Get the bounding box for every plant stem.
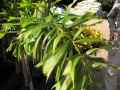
[72,41,81,54]
[83,59,94,90]
[26,57,35,90]
[21,50,29,87]
[21,50,35,90]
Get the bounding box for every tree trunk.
[21,50,35,90]
[21,50,29,88]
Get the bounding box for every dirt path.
[85,19,109,59]
[85,19,120,90]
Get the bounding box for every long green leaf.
[74,61,83,88]
[42,29,55,47]
[2,23,20,31]
[71,54,81,88]
[6,42,16,52]
[73,26,86,40]
[0,31,6,39]
[8,16,37,22]
[88,21,103,26]
[42,40,70,80]
[63,14,78,24]
[108,64,120,70]
[24,38,31,55]
[60,76,72,90]
[33,32,44,59]
[42,31,58,59]
[65,14,78,21]
[75,75,87,90]
[75,37,103,43]
[67,12,98,28]
[21,23,53,39]
[90,68,108,75]
[62,58,72,75]
[63,0,77,25]
[53,32,65,52]
[62,50,74,76]
[86,57,106,63]
[92,62,106,67]
[43,39,54,59]
[56,52,68,82]
[52,76,66,90]
[85,48,99,55]
[18,42,24,59]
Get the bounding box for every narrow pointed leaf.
[108,64,120,70]
[52,76,66,90]
[42,29,55,47]
[60,76,72,90]
[0,31,6,39]
[21,23,53,39]
[71,54,81,88]
[86,48,99,55]
[86,57,106,63]
[74,61,83,88]
[67,12,98,28]
[53,32,65,52]
[56,52,67,81]
[43,39,54,59]
[90,68,109,75]
[92,62,106,67]
[75,75,87,90]
[73,26,85,40]
[88,21,103,26]
[42,40,70,80]
[62,59,72,75]
[6,42,15,52]
[63,0,77,25]
[75,37,103,43]
[24,39,30,55]
[33,32,43,59]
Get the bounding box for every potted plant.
[1,0,120,90]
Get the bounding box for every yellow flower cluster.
[71,25,103,50]
[84,27,103,39]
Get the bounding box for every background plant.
[97,0,116,12]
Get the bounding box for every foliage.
[1,0,120,90]
[97,0,116,12]
[98,0,116,6]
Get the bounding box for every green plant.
[98,0,116,12]
[1,0,120,90]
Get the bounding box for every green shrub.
[98,0,116,12]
